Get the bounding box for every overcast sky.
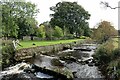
[27,0,119,29]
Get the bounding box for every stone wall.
[14,41,83,61]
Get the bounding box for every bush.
[1,40,15,69]
[92,21,117,43]
[37,25,46,39]
[93,41,115,64]
[107,59,120,79]
[45,27,54,40]
[94,47,111,64]
[80,36,86,39]
[93,40,120,80]
[112,48,120,60]
[53,26,63,38]
[62,34,74,40]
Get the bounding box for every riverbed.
[0,43,105,80]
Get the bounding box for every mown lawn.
[17,39,84,49]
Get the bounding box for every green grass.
[17,39,84,49]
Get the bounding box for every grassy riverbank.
[17,39,84,49]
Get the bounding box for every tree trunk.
[30,36,34,40]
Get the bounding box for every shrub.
[111,48,120,60]
[80,36,86,39]
[94,47,111,64]
[93,39,120,80]
[1,40,15,69]
[92,21,117,43]
[37,25,46,39]
[45,26,54,40]
[62,34,74,40]
[107,59,120,79]
[53,26,63,38]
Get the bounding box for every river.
[0,43,105,80]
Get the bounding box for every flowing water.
[61,44,104,79]
[0,43,105,80]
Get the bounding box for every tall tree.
[92,21,117,43]
[50,2,90,37]
[2,3,19,39]
[2,2,39,39]
[40,21,54,40]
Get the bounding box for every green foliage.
[94,46,111,64]
[84,25,91,37]
[53,26,63,38]
[94,40,115,64]
[2,2,39,39]
[94,39,120,79]
[2,40,15,69]
[107,59,120,79]
[41,21,75,40]
[63,34,74,39]
[42,22,54,40]
[80,36,86,39]
[45,26,54,40]
[111,48,120,59]
[37,25,46,39]
[50,2,90,37]
[2,8,19,38]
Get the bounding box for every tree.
[53,26,63,38]
[100,1,120,9]
[40,21,54,40]
[83,22,91,37]
[2,3,19,39]
[50,2,90,37]
[92,21,117,43]
[2,2,39,39]
[37,25,46,39]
